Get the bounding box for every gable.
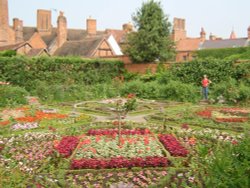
[16,43,32,55]
[28,32,47,49]
[92,39,114,57]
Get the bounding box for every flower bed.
[74,135,164,159]
[16,111,68,122]
[215,117,248,123]
[55,136,80,158]
[71,156,168,169]
[11,122,39,130]
[159,134,188,157]
[1,132,59,173]
[220,108,249,116]
[66,169,168,187]
[196,107,249,123]
[196,108,212,118]
[87,128,151,136]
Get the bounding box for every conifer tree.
[125,0,175,63]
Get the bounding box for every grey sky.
[8,0,250,39]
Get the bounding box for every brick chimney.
[248,26,250,39]
[0,0,10,45]
[57,11,67,48]
[172,18,186,42]
[230,30,236,39]
[209,33,216,40]
[200,27,206,42]
[122,22,133,33]
[86,17,96,35]
[37,9,52,36]
[13,18,23,43]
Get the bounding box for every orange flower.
[53,140,60,148]
[0,120,10,126]
[188,137,196,145]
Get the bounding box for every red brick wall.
[102,55,174,74]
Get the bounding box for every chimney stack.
[0,0,15,45]
[172,18,186,42]
[200,27,206,42]
[248,26,250,40]
[13,18,23,43]
[37,9,52,36]
[122,22,133,33]
[57,11,67,48]
[230,30,236,39]
[209,33,216,40]
[86,17,96,35]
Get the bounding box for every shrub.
[171,58,235,85]
[196,47,250,59]
[211,79,250,104]
[0,85,29,107]
[159,80,199,102]
[204,136,250,187]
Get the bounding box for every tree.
[113,94,137,145]
[125,0,175,63]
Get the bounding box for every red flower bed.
[196,108,212,118]
[71,156,168,169]
[215,117,248,123]
[159,134,188,157]
[87,128,151,136]
[55,136,79,157]
[220,108,249,116]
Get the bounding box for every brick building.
[0,0,128,57]
[173,17,250,62]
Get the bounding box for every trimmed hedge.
[0,56,124,90]
[196,47,250,59]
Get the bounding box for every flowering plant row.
[16,111,68,122]
[196,108,212,118]
[11,122,39,130]
[220,108,249,116]
[159,134,189,157]
[71,156,168,169]
[66,169,167,188]
[215,117,248,123]
[74,135,164,159]
[1,132,59,173]
[87,128,151,136]
[55,136,80,157]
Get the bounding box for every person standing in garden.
[201,75,212,100]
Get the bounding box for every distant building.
[0,0,128,57]
[172,17,250,62]
[199,30,250,49]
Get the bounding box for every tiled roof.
[200,38,248,49]
[54,36,105,57]
[23,27,37,41]
[41,28,57,46]
[176,38,201,52]
[105,29,127,44]
[0,42,27,51]
[27,48,46,56]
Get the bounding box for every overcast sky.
[8,0,250,39]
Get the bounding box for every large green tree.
[125,0,175,63]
